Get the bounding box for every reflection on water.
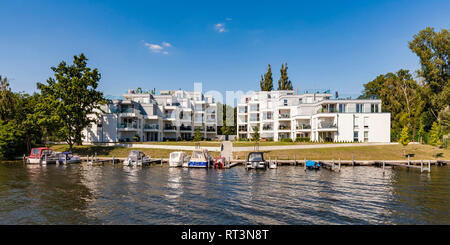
[0,162,448,225]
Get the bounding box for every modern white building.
[83,89,218,142]
[237,90,390,142]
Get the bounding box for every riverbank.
[234,144,449,160]
[47,143,449,160]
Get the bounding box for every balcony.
[118,123,138,130]
[279,114,290,119]
[263,125,273,131]
[318,122,337,129]
[206,126,216,132]
[164,125,177,131]
[180,126,192,131]
[239,126,248,132]
[144,124,159,130]
[278,125,291,130]
[296,124,311,130]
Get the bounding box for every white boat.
[123,150,151,166]
[269,159,277,169]
[169,151,190,167]
[188,149,213,168]
[245,152,268,170]
[56,152,81,164]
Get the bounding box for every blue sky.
[1,0,449,103]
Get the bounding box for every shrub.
[281,138,293,142]
[295,137,310,142]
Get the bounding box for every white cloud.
[144,41,172,54]
[225,17,232,21]
[145,43,163,53]
[214,23,227,33]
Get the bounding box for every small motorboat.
[305,160,320,169]
[26,148,57,165]
[245,152,267,170]
[269,159,277,169]
[123,150,151,166]
[169,151,190,167]
[188,149,213,168]
[56,152,81,164]
[214,156,225,169]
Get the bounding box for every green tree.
[0,78,42,159]
[409,27,449,122]
[429,121,442,146]
[252,126,260,141]
[259,64,273,91]
[399,126,410,146]
[36,53,105,150]
[439,106,450,135]
[277,63,293,90]
[217,102,236,135]
[359,70,422,140]
[193,127,203,141]
[0,75,16,120]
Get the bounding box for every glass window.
[353,131,359,142]
[284,99,288,106]
[364,131,369,142]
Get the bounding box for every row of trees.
[359,27,449,145]
[259,63,294,91]
[0,54,106,159]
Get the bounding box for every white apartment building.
[237,90,390,142]
[83,89,218,142]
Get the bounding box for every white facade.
[237,90,390,142]
[83,89,218,142]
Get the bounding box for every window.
[364,131,369,142]
[339,104,346,113]
[353,131,359,142]
[371,104,379,113]
[364,117,369,129]
[356,104,363,113]
[284,99,288,106]
[299,98,303,104]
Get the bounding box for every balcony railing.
[180,126,192,131]
[279,114,290,119]
[206,127,216,132]
[296,124,311,130]
[319,123,337,129]
[164,125,176,130]
[263,125,273,131]
[144,124,159,130]
[279,125,291,130]
[239,126,247,131]
[118,123,138,129]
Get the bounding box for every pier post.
[332,158,335,171]
[408,155,410,166]
[352,155,354,166]
[276,157,278,166]
[294,155,296,166]
[338,158,341,172]
[112,156,115,164]
[304,157,306,171]
[383,161,385,174]
[428,160,431,173]
[421,160,423,173]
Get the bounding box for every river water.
[0,162,448,225]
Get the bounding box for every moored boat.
[169,151,190,167]
[56,152,81,164]
[305,160,320,169]
[188,149,213,168]
[214,156,225,169]
[26,148,57,165]
[245,152,267,170]
[123,150,151,166]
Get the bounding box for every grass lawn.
[231,141,366,147]
[233,144,449,160]
[121,141,222,147]
[50,145,202,158]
